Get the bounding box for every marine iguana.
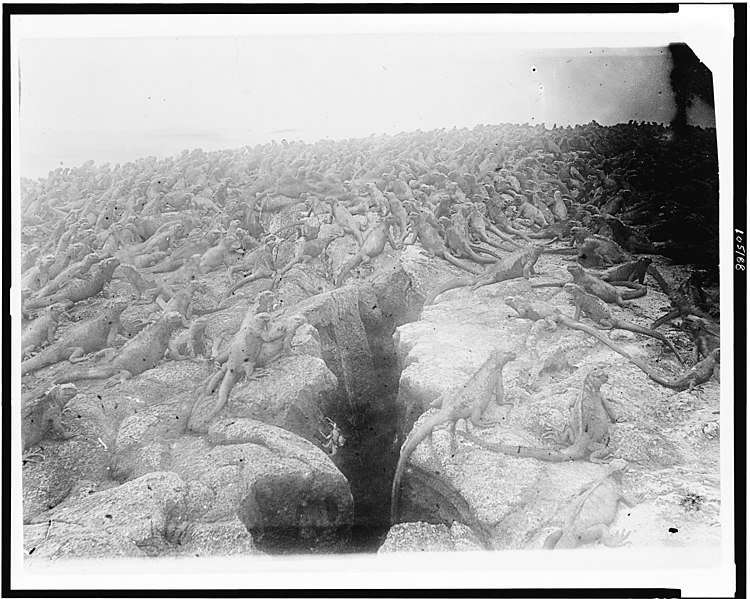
[505,298,720,392]
[22,383,79,455]
[222,239,279,300]
[335,216,398,287]
[384,192,410,246]
[254,313,308,368]
[22,304,67,358]
[37,253,104,299]
[53,311,185,385]
[440,217,498,266]
[325,196,365,247]
[275,230,342,284]
[576,235,632,268]
[533,264,646,307]
[465,203,521,250]
[483,197,534,243]
[21,299,128,376]
[167,318,210,360]
[24,257,121,311]
[543,458,640,549]
[188,312,272,432]
[563,283,683,364]
[459,368,617,463]
[409,212,484,277]
[423,246,542,306]
[391,349,517,523]
[22,255,57,295]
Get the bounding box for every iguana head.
[255,290,277,313]
[285,314,307,331]
[566,264,584,277]
[586,367,609,388]
[607,458,630,475]
[489,348,517,365]
[164,311,188,329]
[107,298,129,316]
[254,312,273,325]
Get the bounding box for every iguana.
[187,311,272,433]
[483,196,534,243]
[46,242,86,281]
[254,313,307,368]
[681,315,720,362]
[384,192,410,245]
[576,235,632,268]
[505,298,720,392]
[440,217,498,266]
[117,264,158,301]
[651,271,714,330]
[599,257,652,286]
[222,239,279,300]
[21,299,128,376]
[391,349,517,523]
[564,283,683,364]
[22,255,57,295]
[423,246,542,306]
[22,383,79,456]
[543,458,640,549]
[167,318,210,360]
[533,264,646,307]
[53,311,185,385]
[459,368,617,463]
[325,196,364,247]
[22,304,67,358]
[211,290,278,362]
[36,253,104,298]
[527,220,574,242]
[465,203,521,250]
[23,257,121,311]
[198,236,235,275]
[275,230,342,285]
[335,216,398,287]
[409,212,484,277]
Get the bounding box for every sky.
[19,35,716,179]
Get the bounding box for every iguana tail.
[458,431,583,462]
[465,247,497,264]
[620,284,647,300]
[423,276,477,306]
[647,264,672,295]
[539,247,579,255]
[441,252,484,276]
[23,295,58,311]
[391,409,456,524]
[556,316,665,383]
[53,365,118,384]
[335,254,363,288]
[21,347,68,376]
[617,322,684,364]
[480,230,520,250]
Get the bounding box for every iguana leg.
[588,444,615,464]
[104,370,133,388]
[542,529,564,549]
[247,367,270,381]
[588,526,631,548]
[600,396,620,422]
[68,347,87,363]
[22,449,46,464]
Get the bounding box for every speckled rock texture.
[391,252,720,551]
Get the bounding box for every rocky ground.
[19,122,720,560]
